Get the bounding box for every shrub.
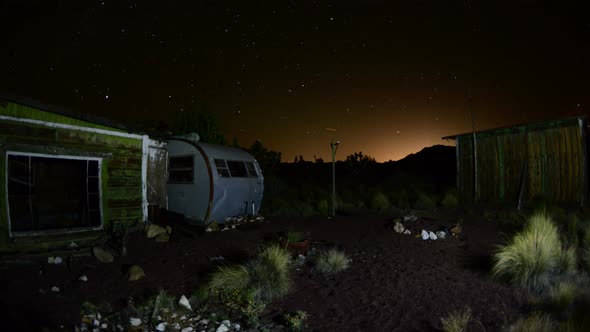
[315,249,350,274]
[390,189,411,210]
[550,280,577,310]
[441,190,459,210]
[441,306,471,332]
[371,192,390,213]
[492,212,575,294]
[249,245,292,301]
[414,192,436,211]
[209,265,250,291]
[283,310,308,331]
[507,313,556,332]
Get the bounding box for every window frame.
[168,155,195,184]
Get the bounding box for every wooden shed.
[442,117,588,206]
[0,97,167,253]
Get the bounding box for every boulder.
[128,265,145,281]
[93,247,114,263]
[146,224,167,239]
[216,321,231,332]
[393,221,405,234]
[156,322,167,331]
[178,295,192,311]
[429,231,437,240]
[421,230,429,240]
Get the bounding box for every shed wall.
[457,119,587,205]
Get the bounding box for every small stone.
[450,224,462,236]
[393,221,405,233]
[79,275,88,282]
[180,315,187,321]
[156,322,167,331]
[403,214,418,222]
[436,231,446,239]
[205,228,212,232]
[174,323,181,330]
[100,323,108,329]
[116,324,124,331]
[216,321,230,332]
[403,229,411,235]
[48,257,55,264]
[181,328,193,332]
[93,247,114,263]
[129,317,142,327]
[69,242,78,248]
[146,224,167,238]
[178,295,192,310]
[429,231,437,240]
[234,323,241,331]
[199,319,209,325]
[421,230,429,240]
[53,256,63,264]
[128,265,145,281]
[51,286,60,292]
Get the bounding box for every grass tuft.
[550,279,577,310]
[371,192,390,213]
[440,190,459,210]
[209,265,251,291]
[249,245,292,301]
[492,212,574,293]
[441,306,471,332]
[315,249,351,274]
[508,313,556,332]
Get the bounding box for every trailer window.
[245,162,258,177]
[214,159,230,177]
[226,160,248,177]
[168,156,194,183]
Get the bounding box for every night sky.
[1,1,589,161]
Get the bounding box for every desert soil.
[0,213,524,331]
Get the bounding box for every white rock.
[403,229,411,235]
[116,324,124,331]
[216,322,230,332]
[421,230,429,240]
[206,228,213,232]
[100,323,108,329]
[234,323,241,331]
[130,317,142,326]
[199,319,209,325]
[93,328,99,332]
[69,241,78,248]
[403,215,418,222]
[178,295,192,310]
[156,322,167,331]
[181,328,193,332]
[174,323,181,330]
[51,286,60,292]
[54,256,63,264]
[180,315,187,321]
[436,231,446,239]
[48,257,55,264]
[429,231,437,240]
[393,221,405,233]
[79,275,88,282]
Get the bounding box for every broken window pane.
[168,156,194,183]
[227,160,248,177]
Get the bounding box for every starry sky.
[1,1,589,161]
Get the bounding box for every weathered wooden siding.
[0,102,144,252]
[456,118,587,205]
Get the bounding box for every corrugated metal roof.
[442,116,586,140]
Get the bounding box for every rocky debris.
[393,221,405,234]
[403,229,412,235]
[156,322,167,331]
[129,317,142,327]
[234,323,241,331]
[179,295,192,311]
[436,231,446,239]
[216,320,231,332]
[450,224,462,236]
[146,224,168,239]
[48,256,63,264]
[93,247,114,264]
[79,275,88,282]
[428,231,437,240]
[421,230,429,240]
[181,327,193,332]
[51,286,60,292]
[128,265,145,281]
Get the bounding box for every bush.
[414,192,436,211]
[283,310,308,331]
[371,192,390,213]
[390,189,411,210]
[492,212,576,294]
[209,265,251,291]
[507,313,556,332]
[440,190,459,210]
[315,249,350,274]
[441,307,471,332]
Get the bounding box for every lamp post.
[330,139,340,217]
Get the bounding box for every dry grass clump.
[550,280,577,310]
[492,212,576,294]
[315,249,351,274]
[371,192,390,213]
[209,245,291,301]
[441,307,471,332]
[440,190,459,210]
[507,313,556,332]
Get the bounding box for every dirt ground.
[0,213,524,331]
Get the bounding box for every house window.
[168,156,194,183]
[245,162,258,177]
[7,153,102,233]
[214,159,231,177]
[226,160,248,177]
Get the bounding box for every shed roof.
[0,94,128,131]
[442,116,586,140]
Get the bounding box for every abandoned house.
[0,97,167,253]
[443,116,588,206]
[166,136,264,224]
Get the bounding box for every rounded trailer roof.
[193,142,256,162]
